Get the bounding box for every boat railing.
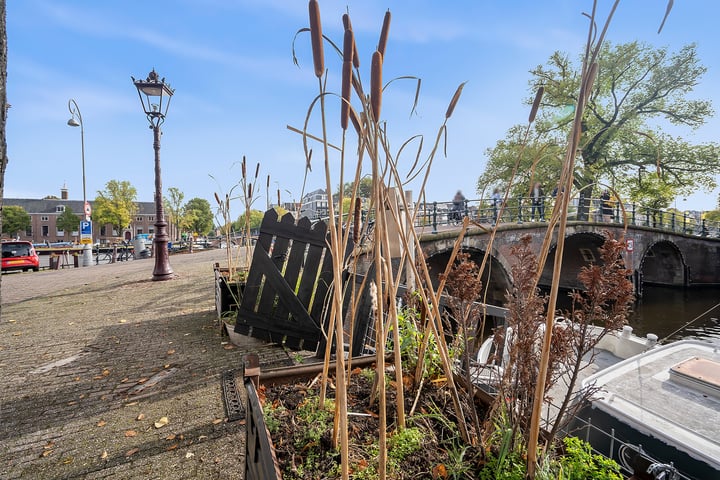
[561,411,691,480]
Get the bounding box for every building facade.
[3,188,165,245]
[299,188,328,220]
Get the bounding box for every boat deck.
[583,340,720,471]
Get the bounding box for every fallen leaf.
[136,413,145,421]
[41,449,53,458]
[125,430,137,437]
[62,457,73,464]
[101,450,108,460]
[198,435,208,441]
[223,344,235,350]
[96,420,106,427]
[166,349,175,355]
[119,319,127,324]
[120,377,129,383]
[154,416,169,429]
[212,418,223,425]
[102,369,110,376]
[166,444,178,451]
[137,378,148,384]
[165,434,177,441]
[44,442,54,449]
[185,452,194,459]
[432,463,448,479]
[125,448,139,457]
[124,401,138,407]
[164,364,171,369]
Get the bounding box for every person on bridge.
[531,182,544,221]
[451,190,466,224]
[491,187,502,225]
[601,189,613,222]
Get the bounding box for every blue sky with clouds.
[5,1,720,214]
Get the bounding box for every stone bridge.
[416,221,720,303]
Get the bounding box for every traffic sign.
[80,220,93,245]
[626,239,634,252]
[84,201,92,218]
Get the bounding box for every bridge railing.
[414,196,720,238]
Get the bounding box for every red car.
[2,241,40,272]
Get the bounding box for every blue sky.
[5,0,720,215]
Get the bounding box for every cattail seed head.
[254,162,260,180]
[353,198,361,244]
[241,155,246,178]
[343,13,360,68]
[377,10,391,59]
[247,183,253,198]
[214,192,221,206]
[343,28,354,63]
[341,60,352,130]
[528,86,544,123]
[445,82,466,119]
[308,0,324,78]
[370,50,383,120]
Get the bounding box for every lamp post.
[67,99,93,267]
[132,69,174,281]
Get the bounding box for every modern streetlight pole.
[67,99,93,267]
[132,69,174,281]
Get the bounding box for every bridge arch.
[539,231,608,290]
[425,247,511,306]
[639,240,686,287]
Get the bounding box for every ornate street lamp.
[67,99,93,267]
[132,69,174,281]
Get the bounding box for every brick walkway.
[0,249,290,479]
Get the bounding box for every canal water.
[628,285,720,343]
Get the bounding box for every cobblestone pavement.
[0,249,290,479]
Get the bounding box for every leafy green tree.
[478,42,719,209]
[232,209,264,232]
[184,197,213,236]
[340,177,373,199]
[56,207,81,236]
[93,180,138,237]
[1,205,30,237]
[164,187,185,240]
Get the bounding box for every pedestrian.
[601,189,613,222]
[531,182,544,221]
[491,187,502,225]
[451,190,466,224]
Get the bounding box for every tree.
[1,205,30,237]
[184,197,213,236]
[56,207,81,237]
[340,177,373,199]
[93,180,138,238]
[232,209,264,232]
[478,42,720,208]
[164,187,185,240]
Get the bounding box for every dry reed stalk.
[377,10,391,59]
[308,0,324,78]
[370,51,383,121]
[527,3,624,476]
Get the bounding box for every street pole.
[67,99,93,267]
[133,69,174,281]
[151,123,172,280]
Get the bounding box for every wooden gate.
[234,209,337,352]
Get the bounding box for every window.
[41,216,49,221]
[100,226,107,236]
[56,205,65,213]
[137,228,144,235]
[148,216,154,221]
[136,216,143,221]
[25,226,32,236]
[56,230,64,236]
[42,225,49,237]
[149,228,155,234]
[579,248,596,263]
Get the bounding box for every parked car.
[2,240,40,272]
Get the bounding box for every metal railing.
[414,196,720,238]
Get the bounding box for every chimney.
[61,184,68,200]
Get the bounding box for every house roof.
[3,198,156,215]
